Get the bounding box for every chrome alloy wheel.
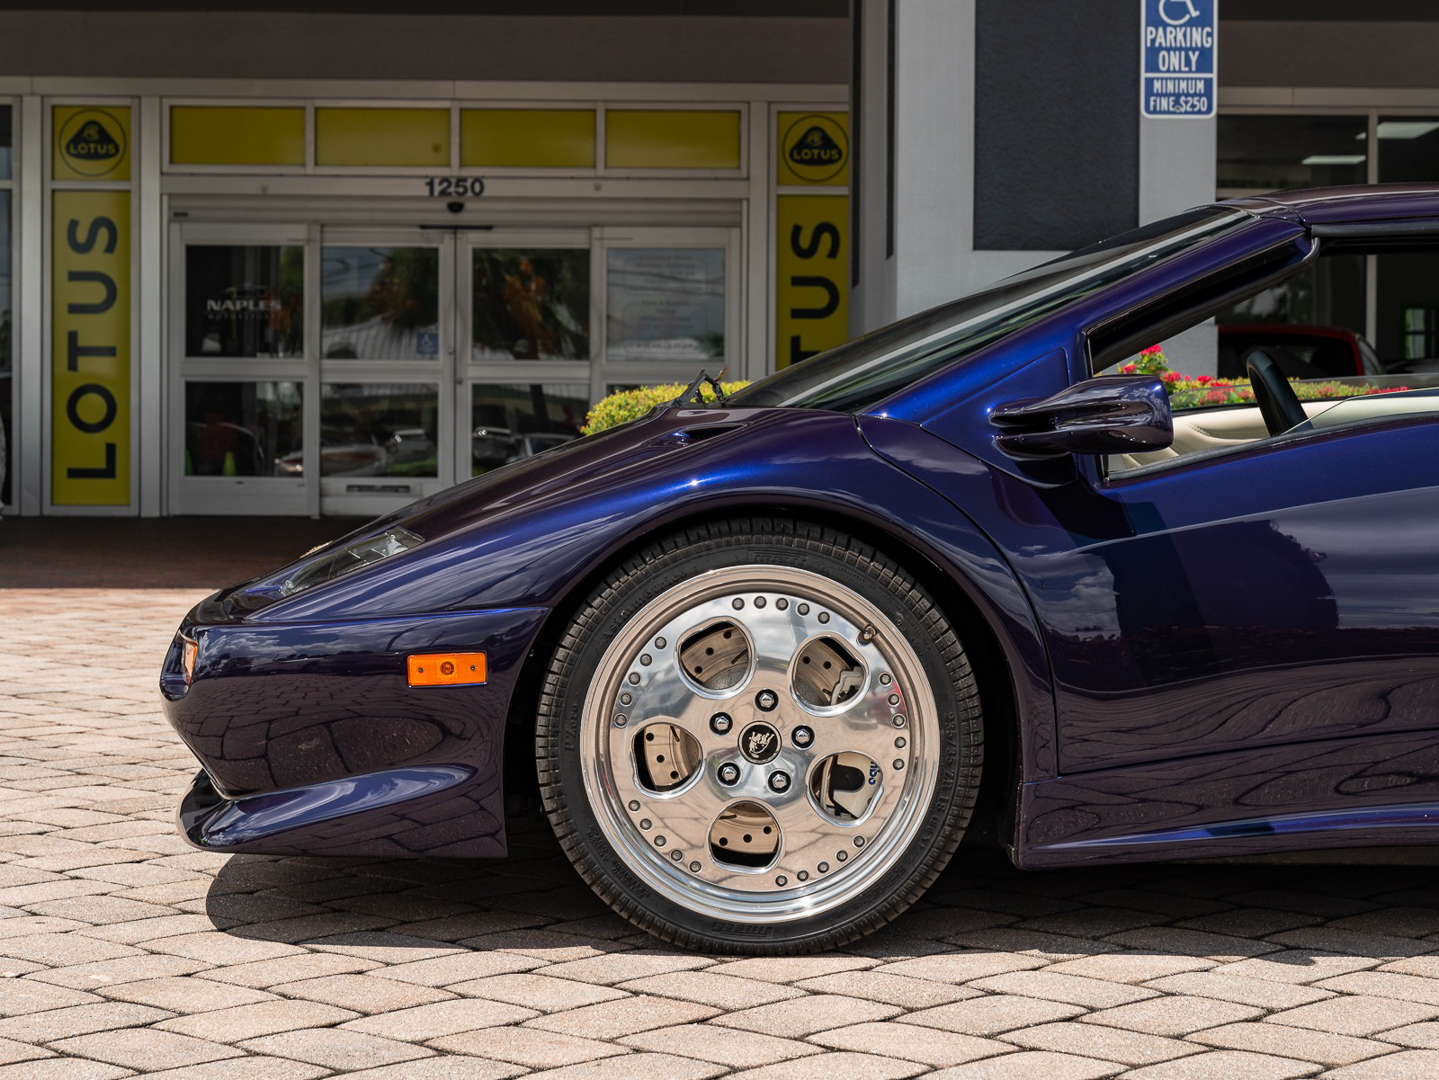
[580,565,939,924]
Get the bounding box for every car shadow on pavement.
[203,814,1439,973]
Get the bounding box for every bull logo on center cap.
[740,722,781,764]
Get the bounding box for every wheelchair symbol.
[1159,0,1200,26]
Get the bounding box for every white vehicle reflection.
[386,428,436,467]
[274,428,386,477]
[505,432,576,463]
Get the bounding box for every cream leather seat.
[1111,394,1439,474]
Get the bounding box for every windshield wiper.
[672,368,729,407]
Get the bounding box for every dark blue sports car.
[163,185,1439,953]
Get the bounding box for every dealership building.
[0,0,1435,518]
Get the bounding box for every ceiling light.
[1302,155,1366,165]
[1377,121,1439,140]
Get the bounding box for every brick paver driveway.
[7,567,1439,1078]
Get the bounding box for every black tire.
[536,518,983,953]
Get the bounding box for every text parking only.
[1142,0,1216,119]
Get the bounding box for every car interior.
[1098,231,1439,477]
[1113,385,1439,472]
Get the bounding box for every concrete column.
[851,0,1071,333]
[890,0,974,319]
[849,0,895,335]
[853,0,1219,380]
[1141,114,1219,376]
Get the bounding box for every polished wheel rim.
[581,565,939,924]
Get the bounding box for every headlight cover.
[276,526,425,597]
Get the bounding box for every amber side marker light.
[408,652,487,687]
[181,639,198,686]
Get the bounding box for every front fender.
[248,406,1055,784]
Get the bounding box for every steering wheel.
[1246,348,1307,436]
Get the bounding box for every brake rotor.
[678,620,750,691]
[793,635,864,707]
[709,800,780,868]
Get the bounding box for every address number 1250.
[425,177,485,197]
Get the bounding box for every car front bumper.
[162,602,547,858]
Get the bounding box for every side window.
[1096,247,1438,476]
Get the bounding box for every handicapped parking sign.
[1142,0,1216,119]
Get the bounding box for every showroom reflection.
[180,231,728,495]
[1217,114,1439,373]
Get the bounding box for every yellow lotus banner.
[775,195,848,369]
[52,189,130,506]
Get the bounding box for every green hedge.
[582,381,751,435]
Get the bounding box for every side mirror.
[990,375,1173,460]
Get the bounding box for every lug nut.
[756,689,778,712]
[710,713,733,735]
[717,763,740,785]
[768,771,791,793]
[792,726,814,749]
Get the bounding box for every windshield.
[729,207,1250,413]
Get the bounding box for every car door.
[1027,414,1439,774]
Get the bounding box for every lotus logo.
[57,109,128,179]
[739,722,781,764]
[789,126,844,168]
[781,114,848,183]
[65,121,120,162]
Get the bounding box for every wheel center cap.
[739,721,782,764]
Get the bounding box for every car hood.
[409,407,759,538]
[230,405,864,622]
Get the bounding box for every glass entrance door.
[171,221,739,516]
[169,223,310,515]
[170,224,458,516]
[456,230,594,481]
[455,227,740,482]
[317,228,453,517]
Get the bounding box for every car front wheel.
[536,519,983,953]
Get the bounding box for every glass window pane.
[320,382,438,477]
[1378,254,1439,367]
[1,192,10,505]
[184,382,302,477]
[606,248,725,363]
[471,249,590,361]
[315,108,450,168]
[185,245,303,358]
[1216,254,1369,377]
[1372,122,1439,373]
[470,381,587,474]
[1217,115,1368,194]
[322,246,439,360]
[1377,117,1439,183]
[0,106,10,179]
